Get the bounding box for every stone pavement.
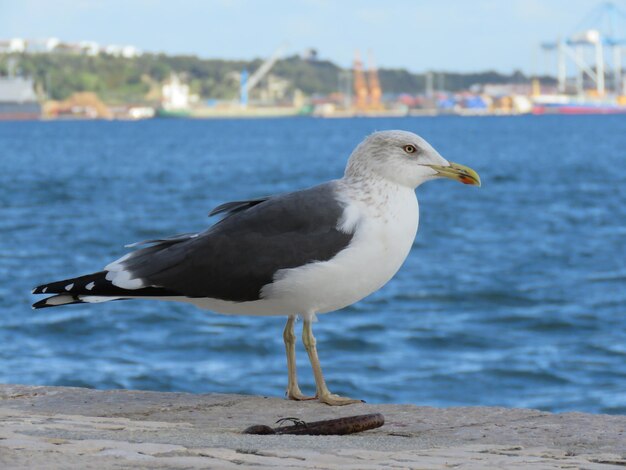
[1,384,625,469]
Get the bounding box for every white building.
[25,37,60,53]
[0,38,26,53]
[104,45,141,58]
[0,37,142,58]
[79,41,100,56]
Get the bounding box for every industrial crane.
[240,44,287,107]
[541,2,626,95]
[353,50,368,111]
[352,49,383,111]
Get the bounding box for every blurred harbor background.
[2,115,625,413]
[1,1,626,414]
[2,2,626,119]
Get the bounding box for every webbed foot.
[317,392,363,406]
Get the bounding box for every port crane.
[240,44,287,107]
[353,50,368,111]
[352,49,383,112]
[541,2,626,95]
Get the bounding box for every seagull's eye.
[403,145,417,154]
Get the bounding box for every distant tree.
[0,52,555,103]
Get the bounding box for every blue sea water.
[1,115,625,414]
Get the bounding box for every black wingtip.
[32,298,54,309]
[32,282,57,295]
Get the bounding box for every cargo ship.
[532,91,626,115]
[533,100,626,115]
[155,73,191,118]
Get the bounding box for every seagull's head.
[345,130,480,189]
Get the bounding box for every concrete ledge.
[1,384,625,469]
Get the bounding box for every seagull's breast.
[261,185,419,314]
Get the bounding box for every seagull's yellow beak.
[426,162,481,187]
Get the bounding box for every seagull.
[32,130,480,406]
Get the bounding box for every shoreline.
[1,384,625,468]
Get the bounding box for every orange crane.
[353,50,368,111]
[367,50,382,110]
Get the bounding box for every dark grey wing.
[112,181,353,302]
[209,197,269,218]
[125,232,199,248]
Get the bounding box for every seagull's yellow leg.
[302,318,361,406]
[283,315,315,401]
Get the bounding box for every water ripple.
[1,116,625,414]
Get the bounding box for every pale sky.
[1,0,625,74]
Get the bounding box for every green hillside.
[0,52,552,104]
